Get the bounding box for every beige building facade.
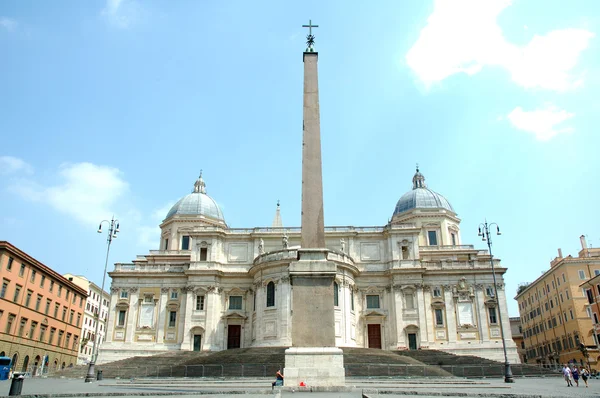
[63,274,110,365]
[99,170,519,365]
[515,237,600,368]
[509,317,526,364]
[0,242,88,374]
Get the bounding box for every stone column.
[105,289,119,343]
[422,287,435,344]
[156,288,168,344]
[476,288,490,341]
[125,288,138,343]
[444,288,457,344]
[181,287,195,349]
[416,286,429,347]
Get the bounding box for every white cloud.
[0,17,17,31]
[507,105,574,140]
[406,0,594,91]
[101,0,142,29]
[135,201,174,248]
[0,156,34,175]
[9,162,129,226]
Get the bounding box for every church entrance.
[408,333,417,350]
[227,325,241,349]
[193,335,202,351]
[367,324,381,349]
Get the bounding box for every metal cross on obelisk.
[302,19,319,52]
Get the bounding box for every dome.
[393,167,454,216]
[165,172,226,223]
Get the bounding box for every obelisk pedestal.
[283,46,345,387]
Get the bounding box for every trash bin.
[97,370,103,381]
[8,372,25,396]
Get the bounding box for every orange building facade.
[0,241,88,374]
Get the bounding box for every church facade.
[99,169,519,364]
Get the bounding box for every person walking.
[581,367,590,388]
[563,364,573,387]
[572,366,580,387]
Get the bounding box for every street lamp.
[478,220,514,383]
[84,216,119,383]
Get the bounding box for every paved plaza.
[1,377,600,398]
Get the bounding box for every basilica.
[99,168,519,364]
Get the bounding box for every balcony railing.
[419,245,475,251]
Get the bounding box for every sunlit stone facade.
[99,170,519,364]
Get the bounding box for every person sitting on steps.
[272,369,284,389]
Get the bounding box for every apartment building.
[63,274,110,365]
[578,246,600,364]
[515,236,600,368]
[0,241,88,374]
[509,317,526,364]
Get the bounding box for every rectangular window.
[65,333,71,348]
[168,311,177,327]
[18,318,27,337]
[58,330,64,346]
[40,275,45,288]
[30,270,36,283]
[58,285,62,297]
[350,289,355,311]
[39,325,47,342]
[229,296,242,310]
[49,280,54,292]
[405,293,415,309]
[29,321,38,339]
[45,299,51,315]
[566,290,570,299]
[120,290,128,299]
[35,295,42,311]
[19,264,25,277]
[0,280,7,298]
[579,270,586,280]
[62,306,67,321]
[485,286,494,297]
[595,270,600,276]
[181,235,190,250]
[66,290,70,300]
[489,307,498,324]
[435,308,444,326]
[562,273,566,282]
[6,314,15,334]
[25,290,32,307]
[427,231,438,246]
[200,248,208,261]
[366,295,380,309]
[587,307,592,318]
[117,310,126,327]
[195,295,205,311]
[6,257,13,271]
[451,233,457,246]
[433,287,442,297]
[69,310,74,324]
[13,285,21,302]
[170,290,178,300]
[594,313,599,324]
[72,293,76,304]
[54,303,59,318]
[587,289,594,304]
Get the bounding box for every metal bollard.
[8,373,25,396]
[96,370,103,381]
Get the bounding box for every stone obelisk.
[284,20,345,387]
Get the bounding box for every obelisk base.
[284,347,345,387]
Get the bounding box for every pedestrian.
[272,369,284,389]
[572,366,580,387]
[563,364,573,387]
[581,367,590,388]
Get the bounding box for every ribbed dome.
[165,173,226,223]
[393,167,454,216]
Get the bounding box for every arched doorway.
[61,362,65,369]
[11,353,18,371]
[53,360,58,370]
[0,351,5,356]
[33,355,41,376]
[21,355,29,372]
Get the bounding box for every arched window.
[334,282,339,306]
[266,282,275,307]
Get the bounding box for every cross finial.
[302,19,319,51]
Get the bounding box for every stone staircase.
[53,347,554,380]
[394,349,558,378]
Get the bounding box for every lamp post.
[478,220,514,383]
[84,216,119,383]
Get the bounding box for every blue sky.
[1,0,598,317]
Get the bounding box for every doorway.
[21,355,29,372]
[193,335,202,351]
[227,325,241,349]
[408,333,417,350]
[367,324,382,349]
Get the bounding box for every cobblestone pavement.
[0,377,599,397]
